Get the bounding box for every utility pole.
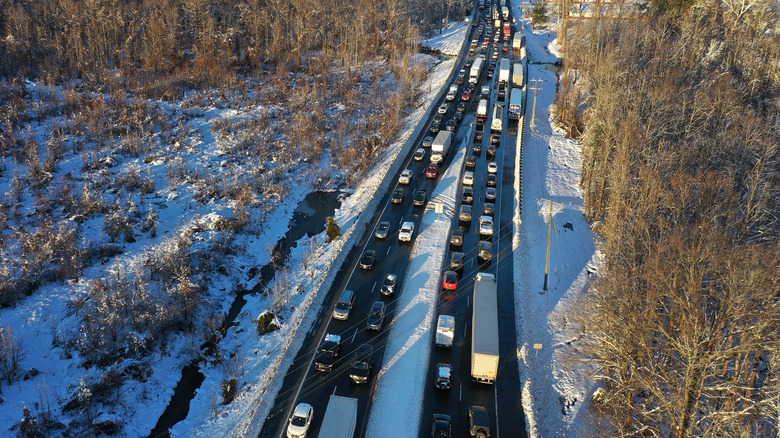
[540,198,564,311]
[543,198,553,292]
[529,79,542,132]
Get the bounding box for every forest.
[0,0,470,435]
[556,0,780,435]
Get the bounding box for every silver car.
[375,221,390,239]
[367,301,386,331]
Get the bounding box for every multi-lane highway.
[259,2,526,436]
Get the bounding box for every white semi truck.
[318,395,358,438]
[469,57,484,84]
[471,273,499,383]
[430,130,453,163]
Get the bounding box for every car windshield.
[370,310,382,319]
[336,302,349,310]
[291,415,307,427]
[353,361,369,370]
[378,223,388,230]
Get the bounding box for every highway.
[417,5,526,436]
[259,2,527,436]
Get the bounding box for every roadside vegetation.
[556,0,780,435]
[0,0,472,435]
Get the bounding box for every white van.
[332,290,356,320]
[436,315,455,348]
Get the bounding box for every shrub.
[221,378,238,404]
[254,311,280,335]
[325,216,341,241]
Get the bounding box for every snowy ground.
[510,6,602,437]
[422,23,470,57]
[169,32,469,438]
[0,25,467,438]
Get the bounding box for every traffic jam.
[282,0,526,436]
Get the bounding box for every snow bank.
[509,8,602,436]
[367,131,469,437]
[422,23,471,57]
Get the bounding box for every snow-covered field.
[170,34,469,438]
[422,23,470,57]
[0,27,466,438]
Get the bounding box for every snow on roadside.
[170,30,469,438]
[422,23,470,57]
[510,11,602,437]
[367,129,470,438]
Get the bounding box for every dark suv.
[450,229,464,250]
[468,405,490,438]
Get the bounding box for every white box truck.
[469,57,484,84]
[512,34,523,51]
[430,131,453,163]
[471,272,499,383]
[498,58,510,84]
[318,395,358,438]
[436,315,455,348]
[491,103,503,132]
[477,99,489,120]
[508,89,523,120]
[512,62,524,87]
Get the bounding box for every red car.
[442,270,458,291]
[426,163,438,178]
[461,90,471,101]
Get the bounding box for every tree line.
[556,0,780,435]
[0,0,469,86]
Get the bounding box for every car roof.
[293,403,312,416]
[402,221,414,228]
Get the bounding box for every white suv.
[463,171,475,186]
[399,169,413,185]
[399,222,415,242]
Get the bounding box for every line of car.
[428,2,518,436]
[286,5,515,436]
